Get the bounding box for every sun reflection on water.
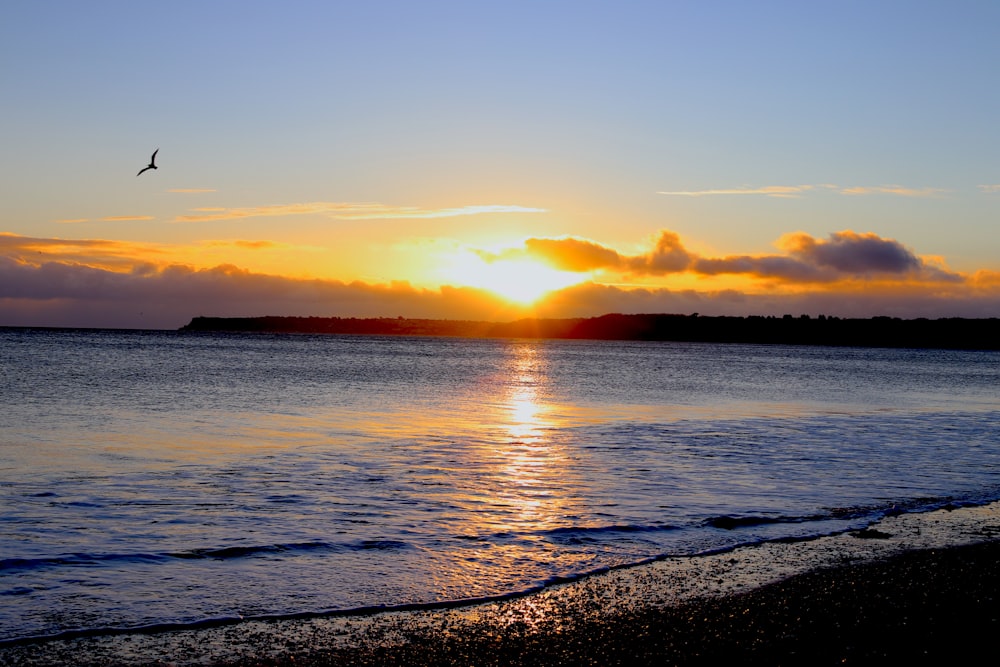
[507,390,546,443]
[487,342,579,535]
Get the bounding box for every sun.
[443,253,586,304]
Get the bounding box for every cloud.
[362,205,546,219]
[681,230,961,283]
[168,188,217,194]
[493,229,962,285]
[4,253,996,332]
[55,216,156,223]
[691,255,826,282]
[522,237,624,271]
[658,185,817,198]
[839,185,947,197]
[0,233,172,275]
[200,239,285,250]
[486,232,694,274]
[978,184,1000,194]
[176,202,546,222]
[658,184,947,198]
[626,231,695,273]
[177,202,362,222]
[1,232,163,258]
[0,229,988,330]
[779,230,918,273]
[531,281,1000,321]
[0,256,523,329]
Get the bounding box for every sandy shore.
[3,502,1000,666]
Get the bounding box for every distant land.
[180,314,1000,350]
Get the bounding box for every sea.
[2,328,999,644]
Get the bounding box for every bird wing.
[137,166,151,177]
[150,149,159,166]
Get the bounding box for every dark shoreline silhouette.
[180,313,1000,350]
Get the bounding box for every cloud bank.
[517,229,962,285]
[1,229,997,330]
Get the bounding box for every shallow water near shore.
[2,329,999,643]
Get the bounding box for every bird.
[136,149,159,177]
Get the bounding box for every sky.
[2,0,999,329]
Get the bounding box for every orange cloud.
[2,230,996,330]
[176,202,546,222]
[56,216,156,223]
[0,233,166,268]
[970,270,1000,287]
[523,237,624,271]
[499,232,695,275]
[200,239,286,250]
[627,231,695,273]
[0,255,525,329]
[5,252,998,332]
[0,232,313,279]
[489,229,963,286]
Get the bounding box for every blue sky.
[2,1,999,328]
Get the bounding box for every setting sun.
[443,252,586,304]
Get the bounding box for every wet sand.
[4,502,1000,666]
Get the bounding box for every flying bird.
[136,149,159,177]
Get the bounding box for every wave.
[466,496,984,547]
[538,523,679,544]
[0,539,415,575]
[702,514,825,530]
[0,559,625,648]
[534,496,984,546]
[701,496,985,532]
[5,498,973,577]
[4,498,997,647]
[545,523,677,535]
[169,541,336,560]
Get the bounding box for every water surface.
[1,329,998,642]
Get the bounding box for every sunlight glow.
[444,252,585,304]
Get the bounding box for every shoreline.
[3,502,999,665]
[178,314,1000,351]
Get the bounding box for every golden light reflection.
[489,343,577,533]
[507,388,545,443]
[415,342,600,620]
[452,345,590,632]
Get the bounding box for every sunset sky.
[3,1,999,329]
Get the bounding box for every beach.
[4,501,999,666]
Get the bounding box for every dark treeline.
[180,313,1000,350]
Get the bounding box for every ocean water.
[1,328,999,643]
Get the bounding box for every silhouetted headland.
[180,313,1000,350]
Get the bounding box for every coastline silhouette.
[180,313,1000,350]
[136,149,159,177]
